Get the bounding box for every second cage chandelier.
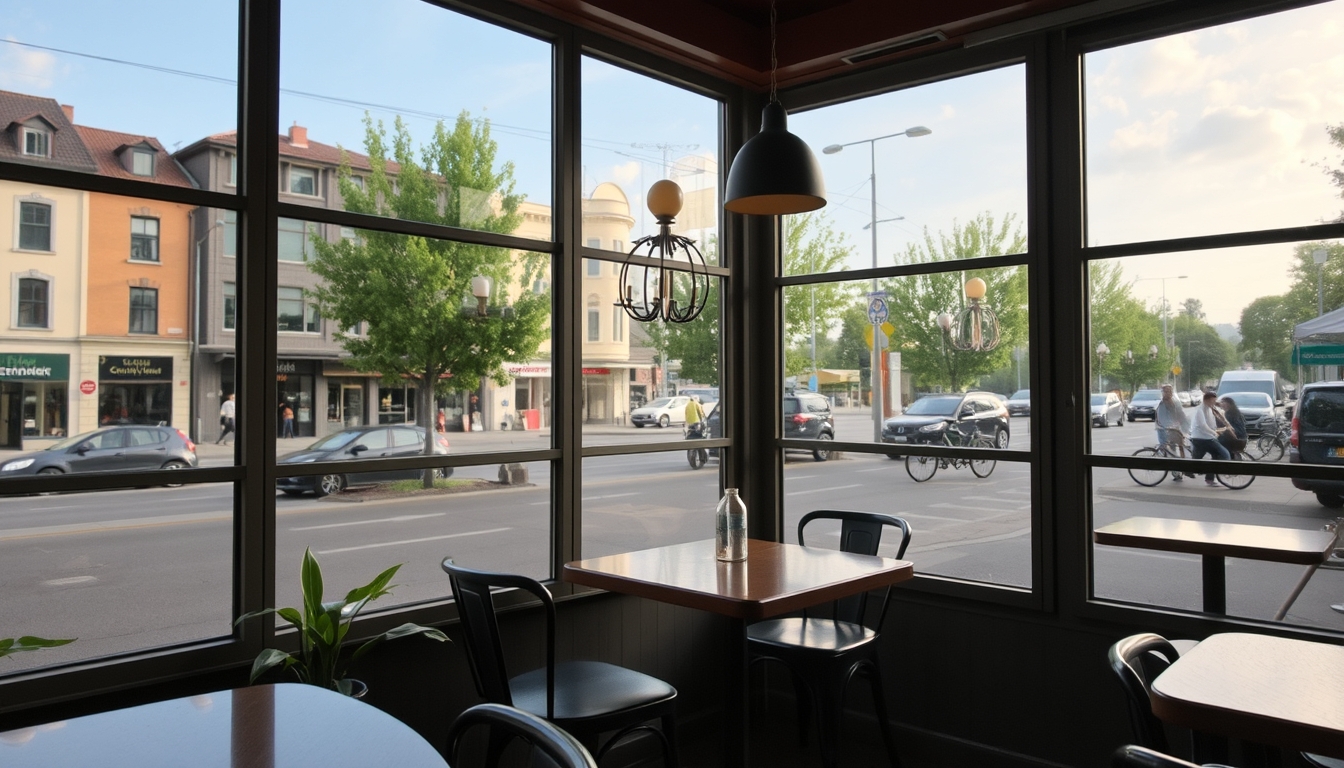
[616,179,710,324]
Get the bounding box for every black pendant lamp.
[723,1,826,215]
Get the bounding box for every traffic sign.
[867,295,889,325]
[864,322,895,350]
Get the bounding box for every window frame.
[16,198,54,252]
[22,126,50,158]
[128,286,159,335]
[222,281,236,331]
[130,216,160,262]
[287,165,318,197]
[131,149,155,176]
[13,272,52,329]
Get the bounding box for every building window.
[278,217,317,262]
[130,217,159,262]
[223,210,237,257]
[223,282,236,330]
[131,150,154,176]
[588,307,600,341]
[612,306,624,342]
[18,201,52,251]
[227,154,237,186]
[17,277,49,328]
[349,175,364,190]
[129,287,158,334]
[278,287,319,333]
[587,258,601,277]
[289,166,317,196]
[22,128,50,158]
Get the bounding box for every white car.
[631,396,690,428]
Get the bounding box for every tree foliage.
[881,213,1027,392]
[1321,122,1344,223]
[1170,314,1234,389]
[783,213,855,377]
[307,113,549,485]
[1089,261,1171,393]
[1237,241,1344,380]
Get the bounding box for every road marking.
[786,484,862,496]
[317,527,512,555]
[930,502,1029,513]
[43,576,97,586]
[854,467,894,473]
[27,505,84,511]
[581,492,640,501]
[960,496,1031,507]
[908,526,1031,553]
[787,475,817,480]
[291,513,445,531]
[0,511,233,541]
[895,512,978,523]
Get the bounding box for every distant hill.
[1215,323,1241,345]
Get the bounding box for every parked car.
[881,392,1011,451]
[1288,381,1344,508]
[1219,391,1278,436]
[783,391,835,461]
[631,396,690,428]
[1176,390,1194,407]
[0,425,198,477]
[1005,389,1030,417]
[1090,392,1126,427]
[276,425,451,497]
[1126,389,1162,421]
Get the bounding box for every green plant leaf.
[343,563,401,605]
[0,636,75,659]
[348,623,448,665]
[249,648,297,683]
[275,607,305,629]
[300,548,324,623]
[234,607,279,627]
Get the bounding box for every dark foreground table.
[0,683,448,768]
[564,537,914,767]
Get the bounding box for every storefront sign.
[277,360,297,374]
[98,356,172,381]
[505,363,551,378]
[79,380,97,395]
[1293,344,1344,365]
[582,367,610,376]
[0,353,69,381]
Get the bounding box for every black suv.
[1288,381,1344,508]
[783,391,835,461]
[881,392,1011,450]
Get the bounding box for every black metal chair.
[1108,633,1183,754]
[443,559,678,767]
[447,703,599,768]
[746,510,912,768]
[1113,744,1234,768]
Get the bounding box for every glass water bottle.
[716,488,748,561]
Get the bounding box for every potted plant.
[1,635,74,659]
[237,548,447,696]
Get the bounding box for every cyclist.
[1191,391,1231,486]
[1216,396,1248,456]
[1155,385,1191,480]
[684,396,706,437]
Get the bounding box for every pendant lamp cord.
[768,0,779,103]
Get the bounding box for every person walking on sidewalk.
[281,402,295,439]
[217,394,236,444]
[1190,391,1231,486]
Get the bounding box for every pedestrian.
[1190,391,1231,486]
[281,402,295,439]
[435,409,447,433]
[1216,396,1248,456]
[684,396,705,437]
[217,394,236,444]
[1154,384,1191,480]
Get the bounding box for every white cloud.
[608,161,641,187]
[1099,95,1129,116]
[1109,110,1178,152]
[0,38,61,90]
[939,104,956,120]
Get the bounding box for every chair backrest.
[1112,745,1204,768]
[797,510,912,628]
[1107,633,1181,753]
[443,559,558,718]
[448,703,599,768]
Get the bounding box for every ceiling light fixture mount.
[723,0,826,216]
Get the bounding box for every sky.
[2,0,1342,327]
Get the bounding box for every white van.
[1216,369,1286,406]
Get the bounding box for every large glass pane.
[784,264,1029,448]
[272,219,552,455]
[588,269,721,446]
[280,0,552,234]
[1091,470,1342,626]
[0,484,234,673]
[786,65,1027,275]
[784,454,1032,588]
[0,1,238,192]
[1084,1,1344,245]
[277,461,550,613]
[581,454,722,560]
[581,57,720,263]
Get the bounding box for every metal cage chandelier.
[939,277,1001,352]
[616,179,710,324]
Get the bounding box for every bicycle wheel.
[1255,435,1285,462]
[1127,447,1169,487]
[1217,455,1255,490]
[906,455,938,482]
[687,448,707,470]
[969,437,997,478]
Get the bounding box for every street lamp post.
[1134,275,1187,351]
[1095,342,1109,390]
[823,126,932,440]
[1314,248,1328,317]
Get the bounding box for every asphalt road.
[3,410,1340,672]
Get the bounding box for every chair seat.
[747,617,877,653]
[510,660,676,722]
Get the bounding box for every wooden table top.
[563,538,914,622]
[0,683,447,768]
[1151,633,1344,759]
[1093,516,1337,565]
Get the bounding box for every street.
[2,409,1340,672]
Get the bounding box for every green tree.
[308,113,549,487]
[1319,122,1344,223]
[643,285,721,386]
[1238,295,1295,376]
[1089,262,1170,393]
[1179,298,1205,321]
[882,213,1028,392]
[1236,241,1344,381]
[783,212,856,378]
[1171,314,1234,389]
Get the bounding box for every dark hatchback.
[783,391,835,461]
[881,392,1010,450]
[277,425,451,497]
[1127,389,1162,421]
[1289,382,1344,508]
[0,425,198,477]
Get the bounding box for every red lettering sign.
[79,380,97,395]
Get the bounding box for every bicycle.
[1247,417,1289,462]
[905,424,997,482]
[1127,439,1255,490]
